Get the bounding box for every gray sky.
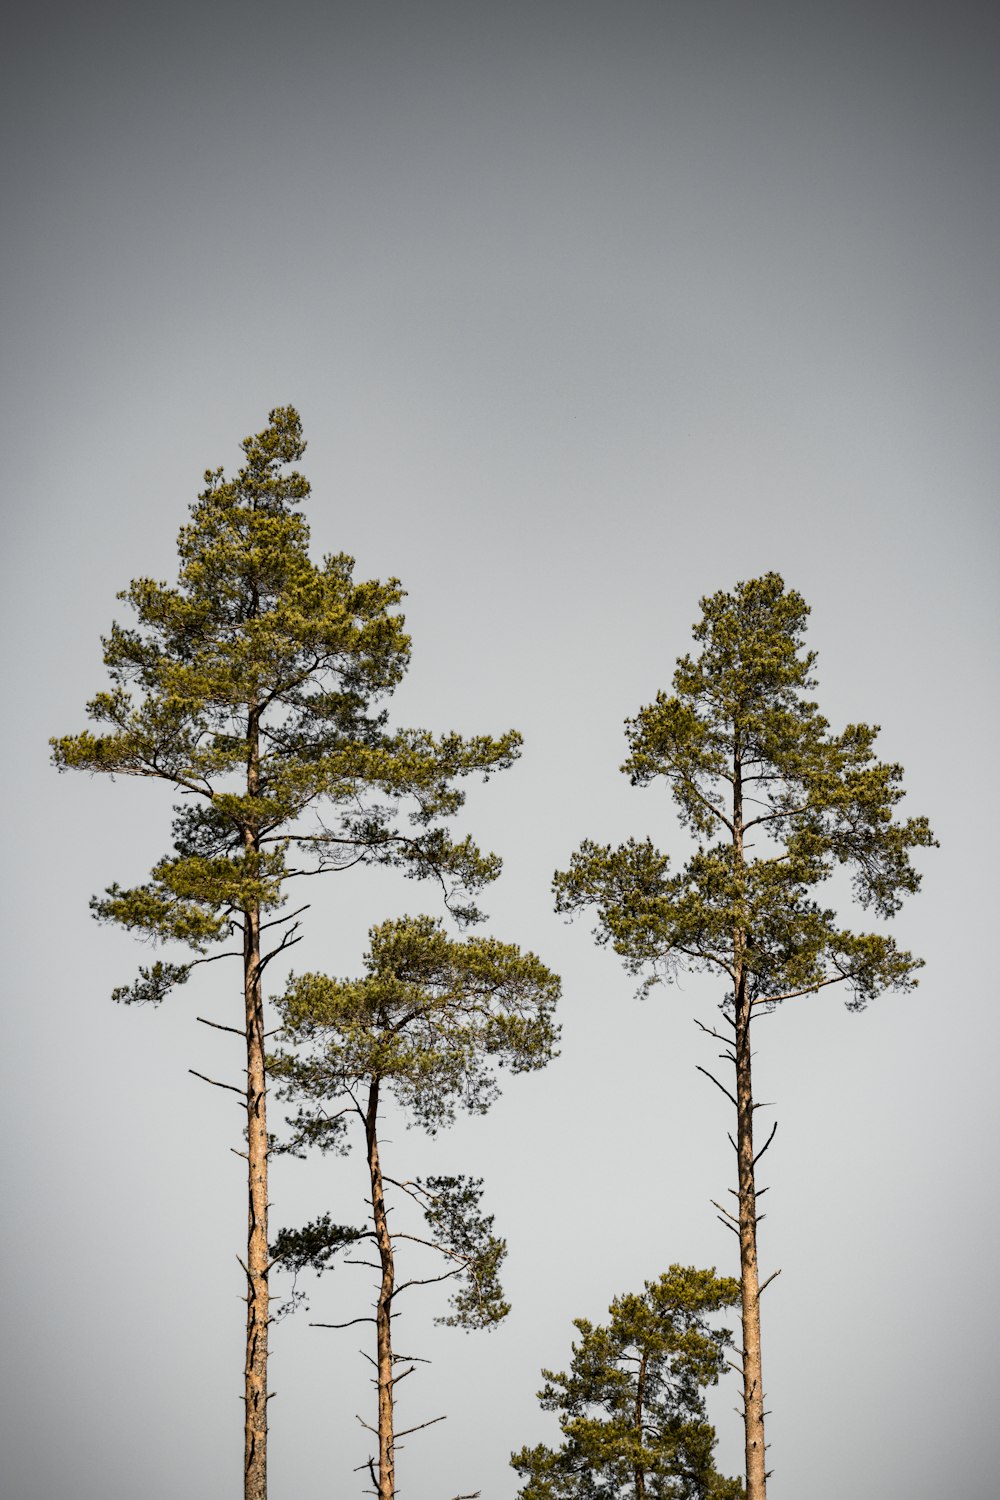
[3,2,998,1496]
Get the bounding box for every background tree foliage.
[51,408,521,1500]
[554,574,935,1500]
[270,912,560,1500]
[511,1266,744,1500]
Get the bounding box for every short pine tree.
[270,913,560,1500]
[511,1266,744,1500]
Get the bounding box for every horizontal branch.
[189,1068,244,1098]
[310,1316,376,1330]
[189,948,243,969]
[394,1267,462,1297]
[197,1016,244,1037]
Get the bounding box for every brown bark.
[243,700,269,1500]
[366,1078,396,1500]
[732,750,767,1500]
[633,1349,648,1500]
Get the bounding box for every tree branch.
[189,1068,245,1098]
[395,1414,447,1439]
[695,1065,738,1108]
[310,1316,377,1330]
[752,971,849,1007]
[757,1269,782,1299]
[753,1120,778,1166]
[197,1016,245,1037]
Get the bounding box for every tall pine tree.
[554,574,935,1500]
[52,408,520,1500]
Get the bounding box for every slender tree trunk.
[733,752,767,1500]
[633,1349,647,1500]
[366,1079,396,1500]
[243,697,269,1500]
[734,981,766,1500]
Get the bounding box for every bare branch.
[188,948,243,969]
[259,904,310,933]
[189,1068,245,1098]
[695,1065,738,1108]
[394,1268,462,1297]
[757,1269,782,1299]
[693,1016,737,1050]
[710,1199,739,1225]
[395,1414,447,1439]
[257,925,303,974]
[310,1316,377,1330]
[197,1016,245,1037]
[753,1120,778,1166]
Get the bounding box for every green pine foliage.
[51,408,528,1499]
[273,913,561,1132]
[269,911,560,1324]
[554,573,936,1011]
[511,1267,744,1500]
[52,406,520,992]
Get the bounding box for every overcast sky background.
[3,2,998,1497]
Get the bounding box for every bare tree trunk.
[243,696,269,1500]
[735,983,766,1500]
[366,1079,396,1500]
[733,750,767,1500]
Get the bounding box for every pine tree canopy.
[511,1266,744,1500]
[554,573,936,1011]
[269,914,559,1334]
[271,912,561,1139]
[51,408,521,1001]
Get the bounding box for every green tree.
[553,574,935,1500]
[51,409,520,1500]
[269,913,560,1500]
[511,1266,743,1500]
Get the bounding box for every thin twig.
[757,1269,782,1299]
[754,1120,778,1166]
[310,1316,376,1330]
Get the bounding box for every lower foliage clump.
[511,1266,744,1500]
